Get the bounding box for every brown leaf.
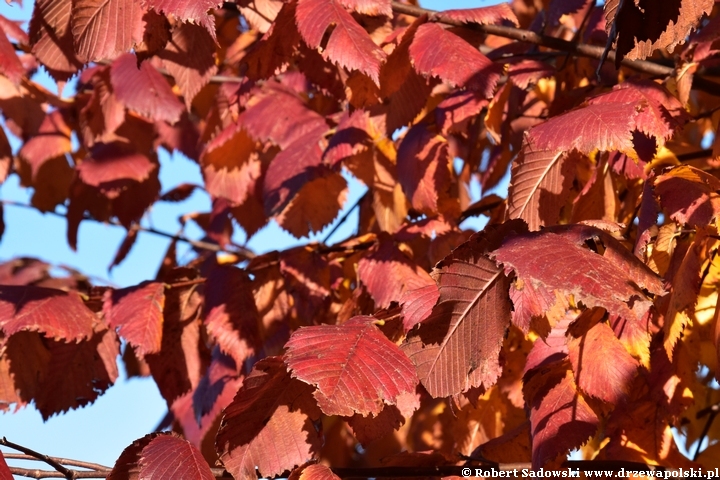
[402,223,520,397]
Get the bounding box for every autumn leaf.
[357,238,435,310]
[654,165,720,228]
[203,265,261,368]
[409,23,502,98]
[526,367,599,468]
[145,0,221,39]
[72,0,144,63]
[402,222,521,397]
[295,0,386,84]
[139,434,215,480]
[110,53,184,124]
[0,285,96,341]
[103,281,165,357]
[436,4,519,26]
[216,357,322,480]
[28,0,83,81]
[285,316,419,417]
[568,322,639,404]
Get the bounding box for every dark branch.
[1,437,79,480]
[0,200,255,259]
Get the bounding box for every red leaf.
[72,0,144,63]
[160,22,218,107]
[110,53,184,123]
[263,128,325,215]
[654,165,720,227]
[159,183,199,202]
[348,405,405,446]
[103,282,165,357]
[289,464,341,480]
[527,369,598,468]
[0,24,25,84]
[295,0,387,84]
[239,84,328,149]
[276,171,348,238]
[400,284,439,332]
[285,316,419,417]
[139,434,215,480]
[77,142,157,187]
[508,59,554,89]
[587,80,691,146]
[242,2,300,79]
[216,357,322,480]
[357,239,435,309]
[200,123,261,205]
[0,286,95,341]
[524,315,571,374]
[4,327,119,419]
[396,125,451,213]
[0,451,12,480]
[492,229,658,326]
[18,110,72,178]
[146,269,207,406]
[401,223,518,397]
[237,0,283,32]
[435,90,489,135]
[203,265,261,368]
[28,0,83,81]
[338,0,390,16]
[109,225,139,270]
[409,23,502,97]
[568,322,638,404]
[436,4,519,27]
[145,0,221,39]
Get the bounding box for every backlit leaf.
[145,0,221,39]
[28,0,83,81]
[110,53,184,124]
[103,281,165,357]
[216,357,322,480]
[289,464,341,480]
[568,322,638,404]
[654,165,720,227]
[436,4,519,26]
[409,23,502,98]
[285,316,419,417]
[276,172,348,238]
[139,434,215,480]
[72,0,144,63]
[0,286,95,341]
[200,123,261,206]
[400,283,440,332]
[526,368,598,468]
[357,239,435,310]
[295,0,387,84]
[492,228,659,327]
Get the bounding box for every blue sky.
[0,0,500,472]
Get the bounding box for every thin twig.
[322,190,368,244]
[1,454,110,472]
[693,401,720,460]
[1,438,77,480]
[0,200,255,259]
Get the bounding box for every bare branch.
[0,200,255,259]
[1,438,79,480]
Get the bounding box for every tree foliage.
[3,0,720,477]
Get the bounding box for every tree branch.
[1,438,80,480]
[0,200,255,259]
[389,2,720,97]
